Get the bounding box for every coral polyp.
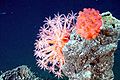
[76,8,102,40]
[34,12,76,78]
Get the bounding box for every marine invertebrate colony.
[34,12,76,78]
[76,8,102,40]
[34,8,103,78]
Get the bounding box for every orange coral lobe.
[62,36,70,43]
[62,32,70,43]
[76,8,102,40]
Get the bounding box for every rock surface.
[0,65,41,80]
[62,12,120,80]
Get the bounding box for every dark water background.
[0,0,120,80]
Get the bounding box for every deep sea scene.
[0,0,120,80]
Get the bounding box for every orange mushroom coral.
[76,8,102,40]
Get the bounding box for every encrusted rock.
[0,65,41,80]
[62,12,120,80]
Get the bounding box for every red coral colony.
[76,8,102,40]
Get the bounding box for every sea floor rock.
[62,12,120,80]
[0,65,41,80]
